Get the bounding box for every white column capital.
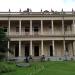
[30,20,32,23]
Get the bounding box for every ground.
[0,61,75,75]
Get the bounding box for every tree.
[0,28,10,60]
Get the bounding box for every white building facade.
[0,9,75,60]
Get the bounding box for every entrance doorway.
[15,45,19,57]
[25,45,29,56]
[34,46,39,56]
[50,45,53,56]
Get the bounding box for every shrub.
[0,62,16,73]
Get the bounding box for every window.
[49,25,51,29]
[4,27,7,32]
[25,26,29,32]
[66,45,69,52]
[16,27,19,32]
[64,25,67,31]
[34,26,39,32]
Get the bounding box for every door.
[34,46,39,56]
[25,45,29,56]
[50,45,53,56]
[15,45,19,57]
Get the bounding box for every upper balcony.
[0,20,75,38]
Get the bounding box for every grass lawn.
[1,61,75,75]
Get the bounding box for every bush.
[0,52,6,61]
[0,62,16,73]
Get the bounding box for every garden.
[0,61,75,75]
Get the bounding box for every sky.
[0,0,75,12]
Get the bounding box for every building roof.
[0,10,75,17]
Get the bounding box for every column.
[19,20,21,35]
[73,20,74,25]
[41,20,43,35]
[30,20,32,35]
[72,20,75,33]
[19,41,21,56]
[30,40,32,55]
[8,20,10,35]
[72,9,74,34]
[41,40,44,55]
[51,20,54,34]
[73,41,75,56]
[62,19,64,34]
[8,41,10,57]
[63,40,66,56]
[72,41,74,56]
[52,40,55,56]
[72,8,74,25]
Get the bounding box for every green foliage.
[0,62,16,73]
[0,28,6,41]
[0,28,9,60]
[1,61,75,75]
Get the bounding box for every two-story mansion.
[1,9,75,60]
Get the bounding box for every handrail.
[0,11,74,15]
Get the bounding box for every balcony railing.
[0,11,74,17]
[7,30,75,38]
